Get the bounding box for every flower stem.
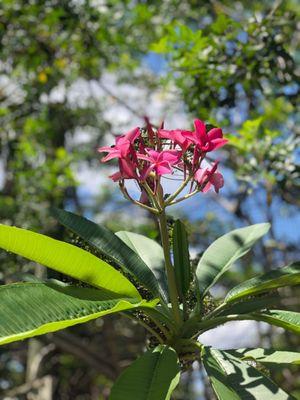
[157,210,182,326]
[142,180,162,212]
[165,174,192,205]
[168,189,200,206]
[119,183,159,214]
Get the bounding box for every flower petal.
[146,149,159,161]
[109,171,122,181]
[202,182,212,193]
[97,146,113,153]
[136,153,153,162]
[158,129,174,140]
[210,138,228,151]
[207,128,223,140]
[195,168,208,184]
[211,172,224,192]
[160,150,181,163]
[194,119,207,144]
[124,127,140,142]
[101,150,121,162]
[119,158,137,178]
[156,162,173,176]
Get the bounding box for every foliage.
[0,151,299,398]
[0,0,299,398]
[151,3,298,117]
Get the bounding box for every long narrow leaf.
[198,310,300,335]
[0,224,139,298]
[116,230,168,298]
[225,262,300,303]
[202,348,240,400]
[228,348,300,366]
[254,310,300,334]
[52,208,162,299]
[218,295,281,316]
[172,219,191,299]
[196,223,270,297]
[203,347,293,399]
[0,282,157,345]
[109,345,180,400]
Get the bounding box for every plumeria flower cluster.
[98,118,228,214]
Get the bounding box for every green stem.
[204,302,228,319]
[165,174,192,205]
[119,183,159,214]
[139,306,174,340]
[148,315,172,341]
[142,180,162,212]
[144,306,177,333]
[157,210,182,326]
[168,189,200,206]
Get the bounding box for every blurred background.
[0,0,299,399]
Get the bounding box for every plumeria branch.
[157,210,182,326]
[97,117,228,333]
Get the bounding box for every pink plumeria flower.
[109,158,138,181]
[183,119,228,153]
[97,118,227,205]
[109,171,122,182]
[195,161,224,193]
[137,149,181,179]
[98,127,140,162]
[158,129,192,152]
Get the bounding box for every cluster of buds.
[98,118,228,214]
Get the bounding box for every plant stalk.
[157,210,182,326]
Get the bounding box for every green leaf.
[0,282,157,345]
[172,219,191,299]
[0,224,139,298]
[254,310,300,334]
[218,294,281,316]
[228,348,300,366]
[109,345,180,400]
[199,310,300,335]
[225,262,300,303]
[202,348,240,400]
[240,117,264,140]
[52,208,162,299]
[203,347,293,399]
[196,224,270,297]
[115,230,168,297]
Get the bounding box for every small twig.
[4,376,53,398]
[165,174,193,205]
[142,180,162,211]
[168,189,200,206]
[119,183,158,214]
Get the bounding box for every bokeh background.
[0,0,299,399]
